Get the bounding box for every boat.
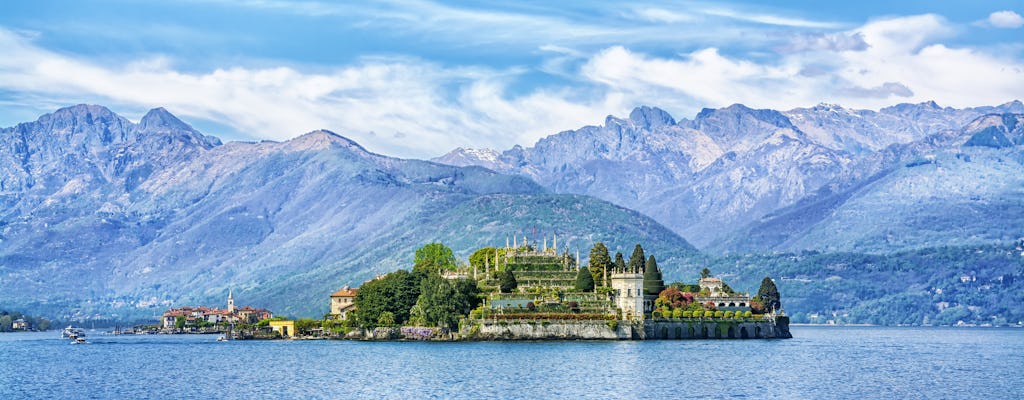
[217,335,227,342]
[71,337,86,344]
[61,326,86,340]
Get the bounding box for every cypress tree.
[757,276,781,312]
[588,242,611,286]
[643,255,664,295]
[627,244,645,273]
[614,252,626,272]
[499,270,518,293]
[574,265,595,292]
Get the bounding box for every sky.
[1,1,1022,158]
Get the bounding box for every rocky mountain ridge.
[435,101,1024,252]
[0,105,695,320]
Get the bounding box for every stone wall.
[643,319,791,339]
[349,317,792,341]
[470,320,638,340]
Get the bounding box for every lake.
[1,326,1021,399]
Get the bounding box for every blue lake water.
[1,326,1021,399]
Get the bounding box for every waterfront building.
[695,277,753,312]
[160,291,273,329]
[329,286,359,320]
[269,320,295,337]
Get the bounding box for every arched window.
[719,302,726,307]
[739,302,746,307]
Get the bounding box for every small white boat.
[62,326,86,340]
[71,337,86,344]
[216,335,227,342]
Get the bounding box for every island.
[319,239,791,341]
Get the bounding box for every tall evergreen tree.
[498,270,518,293]
[588,242,611,287]
[700,267,712,279]
[643,255,665,295]
[614,252,626,272]
[627,244,645,273]
[757,276,782,312]
[574,265,595,292]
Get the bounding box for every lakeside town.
[148,239,791,341]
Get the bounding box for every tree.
[413,242,457,274]
[574,266,595,292]
[643,255,665,295]
[414,273,478,329]
[656,287,693,309]
[701,267,712,279]
[627,244,645,273]
[175,315,186,330]
[469,247,504,271]
[295,318,321,335]
[355,270,422,328]
[757,276,782,312]
[377,311,396,327]
[498,270,518,293]
[588,242,611,286]
[614,252,626,272]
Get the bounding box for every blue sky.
[1,1,1022,158]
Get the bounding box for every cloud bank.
[1,11,1022,158]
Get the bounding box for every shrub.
[724,311,733,318]
[703,311,713,318]
[714,311,724,318]
[744,311,753,318]
[672,308,683,318]
[377,311,396,327]
[682,311,692,318]
[526,302,536,311]
[652,310,663,319]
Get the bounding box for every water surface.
[1,326,1020,399]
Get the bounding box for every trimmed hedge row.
[487,313,615,321]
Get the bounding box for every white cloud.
[0,28,621,158]
[987,10,1024,29]
[1,11,1022,160]
[781,32,869,53]
[632,8,694,24]
[700,7,841,29]
[580,14,1023,114]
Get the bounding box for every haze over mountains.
[435,100,1024,253]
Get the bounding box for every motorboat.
[62,326,86,340]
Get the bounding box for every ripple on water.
[0,327,1022,399]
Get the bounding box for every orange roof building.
[329,285,359,320]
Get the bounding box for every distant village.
[157,237,789,340]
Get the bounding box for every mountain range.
[0,105,693,320]
[2,100,1022,324]
[435,101,1024,253]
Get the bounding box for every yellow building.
[269,320,296,338]
[329,286,359,320]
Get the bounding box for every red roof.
[331,287,359,297]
